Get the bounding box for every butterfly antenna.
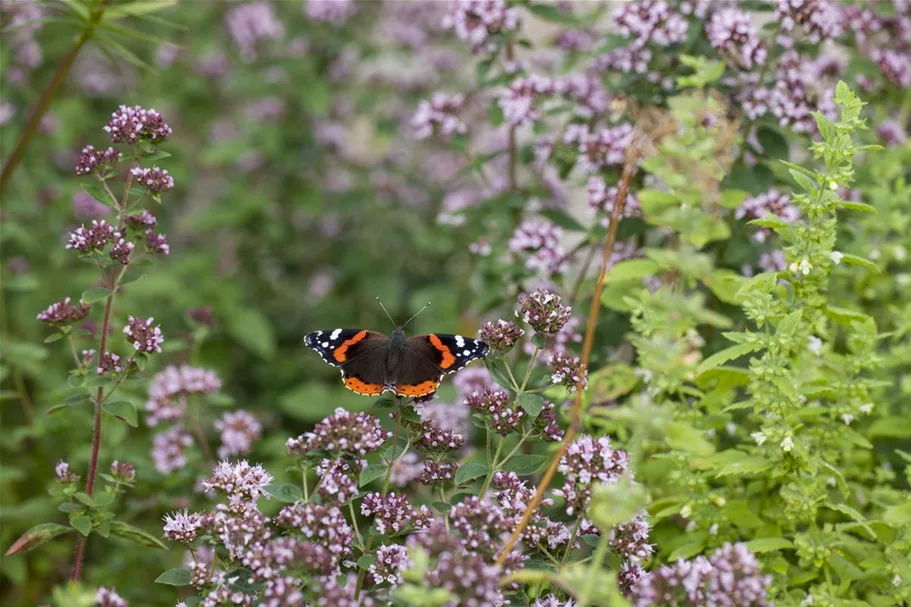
[376,297,397,328]
[401,301,431,330]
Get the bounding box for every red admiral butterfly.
[305,327,489,397]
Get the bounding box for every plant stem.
[578,533,610,607]
[495,132,648,566]
[519,347,540,393]
[479,436,506,496]
[0,0,110,197]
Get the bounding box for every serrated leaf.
[501,454,548,475]
[827,503,875,539]
[454,462,488,485]
[839,254,879,273]
[103,401,137,427]
[110,520,167,549]
[82,287,112,304]
[517,394,545,418]
[788,168,817,194]
[696,343,759,375]
[746,538,794,553]
[4,523,73,555]
[266,482,303,503]
[359,464,386,487]
[155,567,192,586]
[776,309,803,336]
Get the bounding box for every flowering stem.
[479,436,506,496]
[348,501,366,551]
[519,347,540,393]
[0,0,110,197]
[578,533,610,607]
[66,335,82,368]
[302,466,309,501]
[502,361,521,392]
[189,405,217,470]
[560,516,584,566]
[496,133,647,566]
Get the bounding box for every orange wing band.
[344,376,384,395]
[333,330,368,363]
[428,335,456,369]
[395,380,439,397]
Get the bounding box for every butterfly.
[304,326,489,398]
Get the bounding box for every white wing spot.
[463,349,471,356]
[330,328,342,340]
[322,342,329,348]
[455,335,465,347]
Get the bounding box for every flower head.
[609,514,653,562]
[95,588,128,607]
[125,210,157,230]
[151,425,193,474]
[163,509,204,543]
[74,145,121,176]
[509,218,568,276]
[549,352,588,392]
[587,177,641,227]
[613,0,687,48]
[123,316,164,353]
[203,460,273,512]
[517,289,573,336]
[479,319,524,353]
[66,219,115,253]
[225,1,284,62]
[315,457,361,504]
[369,544,410,587]
[442,0,520,54]
[37,297,90,326]
[361,492,432,534]
[131,166,174,194]
[410,92,467,140]
[215,410,262,459]
[706,8,767,70]
[572,124,634,173]
[110,460,136,483]
[554,436,629,515]
[305,0,356,24]
[287,408,390,457]
[736,189,800,242]
[55,460,80,483]
[110,236,134,265]
[145,229,170,255]
[104,105,172,144]
[420,460,458,485]
[275,502,354,563]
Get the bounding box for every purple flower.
[305,0,356,24]
[509,218,568,276]
[875,49,911,88]
[275,502,354,563]
[110,460,135,483]
[596,44,653,75]
[758,249,787,273]
[426,552,506,606]
[97,352,123,376]
[770,51,838,133]
[66,219,115,253]
[492,472,555,544]
[110,236,134,265]
[559,73,610,119]
[775,0,842,44]
[125,210,157,229]
[587,177,641,228]
[632,542,771,607]
[532,401,564,442]
[151,425,193,474]
[878,119,908,147]
[573,124,635,173]
[95,587,128,607]
[145,365,221,426]
[516,289,573,336]
[618,562,647,598]
[74,145,121,176]
[549,352,588,392]
[449,496,511,555]
[452,366,497,401]
[415,420,466,453]
[610,514,653,562]
[225,1,284,62]
[131,166,174,194]
[498,75,556,126]
[613,0,688,48]
[315,458,361,504]
[163,509,204,543]
[554,435,629,515]
[37,297,90,326]
[145,229,170,255]
[705,8,767,70]
[736,189,800,243]
[123,316,163,353]
[370,544,410,587]
[420,460,458,485]
[287,407,390,457]
[203,460,273,512]
[55,460,80,483]
[411,92,467,140]
[104,105,172,144]
[214,410,262,459]
[479,319,524,353]
[465,388,523,435]
[361,492,432,534]
[442,0,520,54]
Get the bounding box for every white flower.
[780,436,794,452]
[828,180,838,190]
[680,504,693,518]
[893,574,901,587]
[709,523,719,535]
[751,432,767,445]
[842,413,854,425]
[894,245,907,261]
[807,335,822,355]
[859,402,874,415]
[798,259,812,275]
[829,251,843,264]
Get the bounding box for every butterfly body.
[305,327,488,397]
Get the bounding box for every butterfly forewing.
[305,329,389,395]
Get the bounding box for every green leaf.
[868,417,911,438]
[359,464,387,487]
[703,270,747,305]
[227,309,276,359]
[746,538,794,553]
[501,454,549,475]
[110,520,167,549]
[589,476,646,531]
[531,333,547,349]
[884,502,911,525]
[103,401,138,427]
[757,125,788,160]
[155,568,192,586]
[719,189,749,209]
[75,492,95,508]
[834,200,877,213]
[454,462,488,485]
[788,168,817,194]
[825,305,872,326]
[665,422,715,456]
[776,309,803,336]
[637,189,677,212]
[69,513,92,537]
[43,332,64,344]
[81,287,112,304]
[540,209,585,232]
[827,503,875,539]
[605,259,659,283]
[4,523,73,556]
[517,394,545,418]
[266,482,303,503]
[357,554,377,570]
[696,343,759,375]
[81,184,115,206]
[839,254,879,273]
[526,3,582,26]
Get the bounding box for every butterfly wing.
[393,334,489,397]
[304,329,388,395]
